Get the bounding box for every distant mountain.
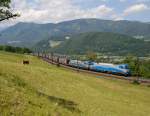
[0,22,55,47]
[0,18,150,47]
[0,25,9,32]
[45,32,150,56]
[0,27,5,32]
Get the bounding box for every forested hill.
[0,18,150,47]
[50,32,150,56]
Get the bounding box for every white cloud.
[137,0,150,3]
[7,0,113,24]
[124,3,149,15]
[111,14,124,21]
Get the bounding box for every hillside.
[0,52,150,115]
[1,18,150,47]
[33,36,65,52]
[46,32,150,56]
[0,22,55,47]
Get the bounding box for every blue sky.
[73,0,150,22]
[72,0,150,22]
[1,0,150,29]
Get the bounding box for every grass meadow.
[0,51,150,116]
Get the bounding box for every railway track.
[40,57,150,84]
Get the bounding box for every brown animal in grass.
[23,60,29,65]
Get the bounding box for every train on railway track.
[35,53,131,77]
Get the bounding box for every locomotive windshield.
[118,64,129,69]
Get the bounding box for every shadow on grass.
[37,91,82,113]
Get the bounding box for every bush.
[124,55,150,79]
[132,80,141,85]
[0,45,32,54]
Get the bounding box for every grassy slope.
[0,52,150,116]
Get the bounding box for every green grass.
[0,51,150,116]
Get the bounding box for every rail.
[35,55,150,85]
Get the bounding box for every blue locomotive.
[69,60,130,76]
[90,63,130,76]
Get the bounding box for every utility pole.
[77,56,79,72]
[135,57,141,83]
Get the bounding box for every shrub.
[0,45,32,54]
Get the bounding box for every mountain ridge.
[0,18,150,47]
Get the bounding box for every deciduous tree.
[86,51,97,61]
[0,0,19,22]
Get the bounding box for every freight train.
[36,53,131,77]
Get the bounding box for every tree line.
[124,55,150,79]
[0,45,32,54]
